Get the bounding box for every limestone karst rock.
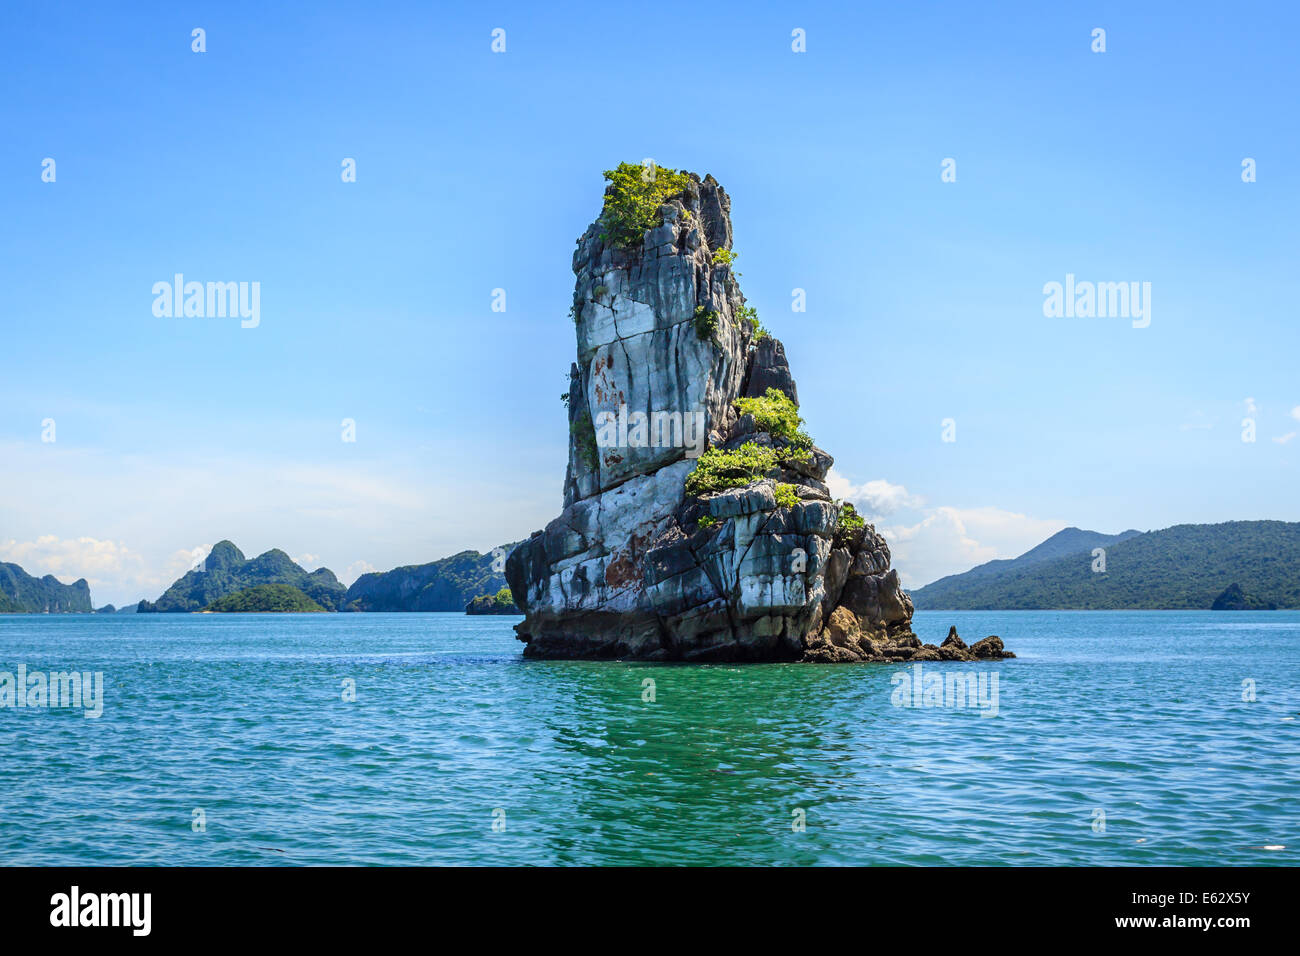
[506,165,1012,662]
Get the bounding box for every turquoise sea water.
[0,610,1295,866]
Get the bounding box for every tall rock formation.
[507,165,1012,662]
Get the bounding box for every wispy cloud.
[824,469,924,516]
[343,560,377,584]
[879,506,1067,588]
[827,470,1067,588]
[0,440,552,606]
[0,536,205,607]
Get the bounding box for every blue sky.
[2,1,1298,605]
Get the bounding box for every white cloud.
[342,560,377,585]
[1272,432,1296,444]
[1291,406,1300,421]
[0,532,373,605]
[293,553,321,570]
[824,468,924,516]
[826,470,1067,589]
[0,440,552,606]
[0,536,132,586]
[879,506,1067,589]
[1245,397,1259,416]
[181,544,211,572]
[0,536,204,608]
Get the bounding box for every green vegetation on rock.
[693,305,719,341]
[733,388,811,447]
[773,483,800,508]
[833,501,866,548]
[571,410,599,468]
[599,162,691,249]
[735,304,766,341]
[203,583,325,613]
[685,442,778,497]
[466,586,520,614]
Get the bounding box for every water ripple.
[0,610,1296,865]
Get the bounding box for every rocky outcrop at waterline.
[506,164,1014,662]
[465,588,521,615]
[807,622,1014,664]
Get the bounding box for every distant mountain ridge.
[910,521,1300,610]
[139,541,347,612]
[343,544,517,612]
[0,562,93,613]
[136,540,518,613]
[913,527,1141,605]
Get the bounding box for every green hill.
[203,584,326,613]
[343,543,518,612]
[139,541,346,612]
[465,587,520,614]
[1210,582,1276,610]
[910,520,1300,610]
[0,562,94,613]
[914,527,1141,604]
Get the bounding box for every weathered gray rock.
[506,169,1012,662]
[743,337,798,406]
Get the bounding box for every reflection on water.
[0,610,1295,865]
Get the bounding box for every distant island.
[1,539,517,614]
[344,545,517,612]
[0,561,91,613]
[129,539,519,614]
[910,520,1300,610]
[465,587,521,615]
[6,522,1298,616]
[138,541,347,612]
[203,584,326,613]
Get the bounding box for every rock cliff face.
[507,167,1012,662]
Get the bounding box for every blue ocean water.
[0,610,1295,866]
